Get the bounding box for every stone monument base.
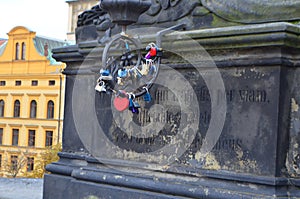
[44,153,300,198]
[44,22,300,199]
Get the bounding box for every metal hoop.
[101,33,161,98]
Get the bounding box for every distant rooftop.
[33,35,68,65]
[0,40,7,56]
[0,39,7,46]
[0,27,68,65]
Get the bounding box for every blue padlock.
[143,87,152,102]
[129,97,134,110]
[100,69,112,81]
[133,101,140,108]
[128,94,140,114]
[132,107,139,114]
[101,69,110,76]
[118,69,128,78]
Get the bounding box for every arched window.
[21,42,26,60]
[14,100,20,117]
[0,100,4,117]
[15,43,20,60]
[30,100,37,118]
[47,100,54,119]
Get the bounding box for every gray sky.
[0,0,69,40]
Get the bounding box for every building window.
[47,100,54,119]
[0,100,4,117]
[27,157,34,172]
[12,129,19,146]
[14,100,20,117]
[0,154,2,168]
[30,100,37,118]
[31,80,38,86]
[0,81,5,86]
[15,80,21,86]
[0,128,3,145]
[28,130,35,147]
[49,80,55,86]
[11,155,18,170]
[45,131,53,147]
[21,42,26,60]
[15,43,19,60]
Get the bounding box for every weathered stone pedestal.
[43,22,300,198]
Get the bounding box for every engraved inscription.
[195,86,269,104]
[239,88,267,103]
[213,139,243,151]
[106,85,266,154]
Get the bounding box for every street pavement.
[0,178,43,199]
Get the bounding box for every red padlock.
[149,47,157,57]
[113,91,129,111]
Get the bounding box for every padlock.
[131,106,139,114]
[149,65,156,75]
[118,69,127,78]
[113,92,129,111]
[140,63,149,76]
[133,101,140,108]
[128,94,140,114]
[145,43,158,59]
[128,96,134,110]
[128,68,134,77]
[145,52,151,59]
[149,47,157,57]
[135,69,142,79]
[95,81,106,93]
[100,69,110,76]
[143,87,152,102]
[128,69,140,79]
[156,48,163,57]
[100,69,112,81]
[117,77,124,85]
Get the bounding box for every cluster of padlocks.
[95,41,162,114]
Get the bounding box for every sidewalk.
[0,178,43,199]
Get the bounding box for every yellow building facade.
[0,26,66,177]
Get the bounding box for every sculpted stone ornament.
[138,0,300,28]
[138,0,201,24]
[77,4,114,43]
[76,0,300,41]
[201,0,300,23]
[77,5,113,30]
[100,0,151,26]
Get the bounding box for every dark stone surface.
[43,166,299,199]
[100,0,151,26]
[75,0,300,44]
[45,22,300,198]
[201,0,300,24]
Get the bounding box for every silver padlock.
[95,81,106,92]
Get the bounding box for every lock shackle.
[143,86,149,93]
[116,90,128,98]
[127,92,136,100]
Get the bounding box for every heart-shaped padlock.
[113,95,129,111]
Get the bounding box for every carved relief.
[201,0,300,23]
[138,0,203,24]
[77,5,113,31]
